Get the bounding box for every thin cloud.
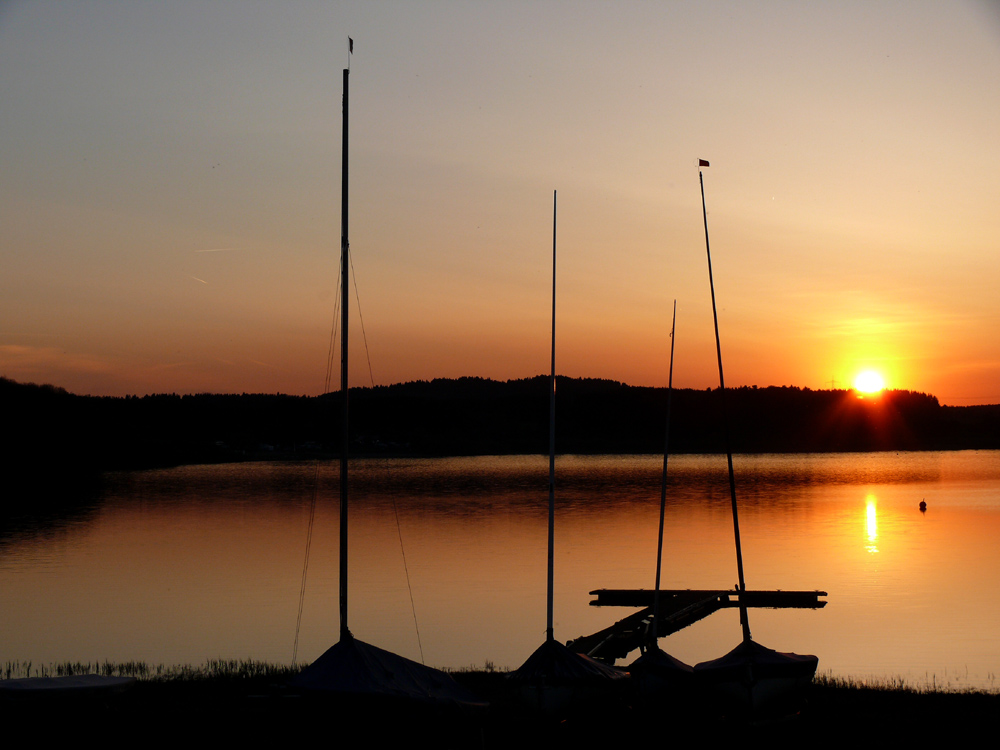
[146,362,194,372]
[0,345,113,376]
[247,359,278,369]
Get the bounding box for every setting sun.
[854,370,886,394]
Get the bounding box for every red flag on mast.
[699,159,710,167]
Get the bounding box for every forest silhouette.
[4,376,998,476]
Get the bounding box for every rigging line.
[293,261,343,664]
[328,251,346,392]
[323,263,343,394]
[292,474,319,666]
[348,250,377,389]
[392,497,426,664]
[347,252,427,663]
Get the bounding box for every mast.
[339,67,350,641]
[699,162,751,643]
[546,189,556,643]
[651,300,677,641]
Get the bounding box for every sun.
[854,370,886,394]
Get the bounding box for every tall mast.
[651,300,677,641]
[339,67,350,641]
[699,163,751,643]
[546,189,556,642]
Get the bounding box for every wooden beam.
[589,588,827,608]
[567,588,827,664]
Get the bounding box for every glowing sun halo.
[854,370,886,394]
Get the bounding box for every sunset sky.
[2,1,998,404]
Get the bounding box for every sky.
[2,1,998,404]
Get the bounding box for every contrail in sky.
[191,276,208,284]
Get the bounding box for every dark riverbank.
[4,376,1000,477]
[2,666,995,746]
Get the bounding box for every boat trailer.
[566,588,827,664]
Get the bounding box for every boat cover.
[507,639,628,685]
[629,644,694,676]
[693,638,818,680]
[290,634,486,708]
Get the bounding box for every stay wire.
[292,263,342,665]
[292,492,317,666]
[393,499,426,664]
[348,253,426,663]
[349,251,376,390]
[324,261,344,395]
[293,252,425,664]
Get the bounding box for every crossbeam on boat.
[566,589,826,664]
[590,588,826,608]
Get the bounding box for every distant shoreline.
[5,375,1000,476]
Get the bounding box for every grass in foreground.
[3,661,998,746]
[2,658,301,682]
[6,660,996,693]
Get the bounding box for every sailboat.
[627,301,694,696]
[691,159,818,716]
[506,191,628,715]
[290,63,484,713]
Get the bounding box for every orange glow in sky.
[2,2,999,404]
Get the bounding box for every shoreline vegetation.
[2,659,997,744]
[3,657,994,693]
[4,375,999,475]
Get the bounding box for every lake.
[3,451,999,690]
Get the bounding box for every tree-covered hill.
[4,376,999,475]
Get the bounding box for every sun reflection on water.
[865,494,878,554]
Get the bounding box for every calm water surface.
[2,451,999,689]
